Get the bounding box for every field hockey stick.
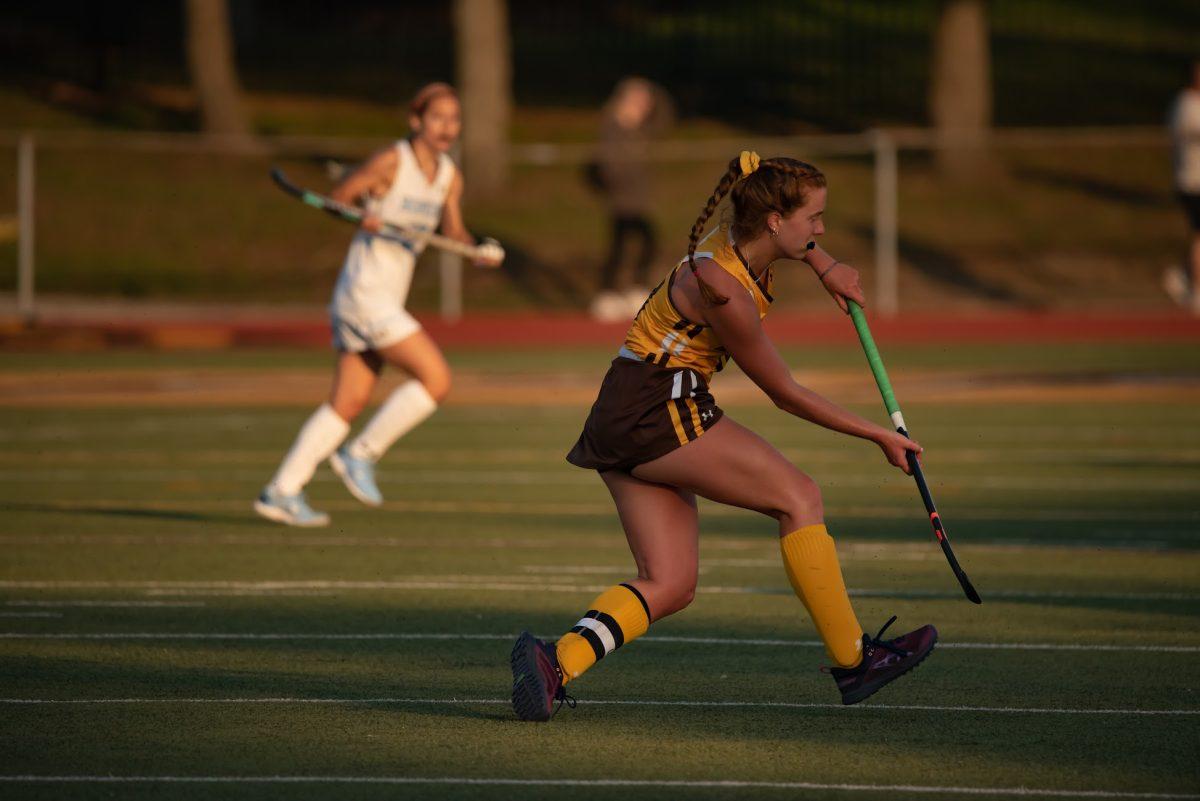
[847,300,982,604]
[269,168,503,263]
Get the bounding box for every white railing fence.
[2,126,1168,323]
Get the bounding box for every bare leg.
[328,350,383,422]
[263,349,378,502]
[600,470,699,621]
[632,416,824,534]
[343,330,450,464]
[376,329,452,402]
[632,415,864,667]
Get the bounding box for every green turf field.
[1,342,1198,799]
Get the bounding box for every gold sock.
[780,523,864,668]
[555,583,651,683]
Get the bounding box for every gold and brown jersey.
[621,225,774,382]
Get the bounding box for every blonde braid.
[769,158,824,184]
[687,157,742,306]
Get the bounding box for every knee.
[420,369,451,404]
[652,576,697,618]
[775,472,823,522]
[330,391,370,421]
[408,360,450,404]
[671,584,697,615]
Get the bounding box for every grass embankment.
[0,76,1187,313]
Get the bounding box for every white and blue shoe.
[253,487,330,527]
[329,447,383,507]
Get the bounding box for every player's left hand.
[820,261,865,313]
[473,237,505,268]
[877,429,922,475]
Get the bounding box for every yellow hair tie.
[739,150,761,179]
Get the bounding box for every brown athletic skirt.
[567,356,724,472]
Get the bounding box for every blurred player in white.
[256,82,504,526]
[1164,59,1200,314]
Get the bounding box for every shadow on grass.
[495,237,590,309]
[1,501,258,526]
[1012,165,1172,209]
[849,223,1037,307]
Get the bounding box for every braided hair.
[687,154,827,305]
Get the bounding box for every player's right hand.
[474,237,505,268]
[361,215,383,234]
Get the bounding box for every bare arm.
[438,170,503,267]
[803,243,866,313]
[439,170,473,245]
[690,260,920,472]
[329,147,397,207]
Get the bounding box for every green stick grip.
[848,300,900,419]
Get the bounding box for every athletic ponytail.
[687,155,745,306]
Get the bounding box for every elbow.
[770,389,814,421]
[769,392,795,415]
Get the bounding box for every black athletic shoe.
[510,631,574,722]
[829,616,938,705]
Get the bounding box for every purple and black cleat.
[830,616,938,705]
[510,631,574,722]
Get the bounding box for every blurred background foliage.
[0,2,1196,310]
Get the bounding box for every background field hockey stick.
[847,299,982,604]
[270,167,503,263]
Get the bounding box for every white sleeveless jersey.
[331,140,456,316]
[1172,89,1200,193]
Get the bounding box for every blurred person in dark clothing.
[590,77,674,321]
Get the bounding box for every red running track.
[4,311,1200,349]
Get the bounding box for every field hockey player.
[510,151,938,721]
[255,82,504,527]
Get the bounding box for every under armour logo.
[701,410,714,422]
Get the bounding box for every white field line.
[2,467,1197,492]
[1,534,1191,554]
[524,553,945,572]
[519,564,715,574]
[0,775,1194,799]
[0,578,1194,603]
[0,533,655,550]
[0,697,1195,718]
[3,497,1196,522]
[5,438,1200,456]
[0,630,1195,654]
[150,590,337,598]
[5,600,204,608]
[0,612,62,618]
[0,534,1193,557]
[523,554,944,571]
